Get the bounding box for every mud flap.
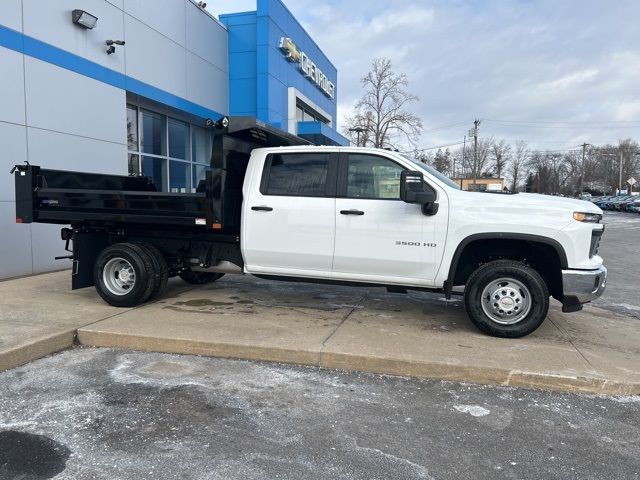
[71,231,109,290]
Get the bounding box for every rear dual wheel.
[94,242,168,307]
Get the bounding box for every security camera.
[205,118,214,127]
[198,1,207,8]
[105,39,125,54]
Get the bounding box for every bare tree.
[461,137,494,179]
[432,148,451,174]
[343,58,422,149]
[510,141,529,191]
[491,140,511,178]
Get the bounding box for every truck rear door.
[242,151,338,278]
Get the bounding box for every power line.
[410,140,467,152]
[422,120,472,133]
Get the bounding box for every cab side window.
[347,154,405,199]
[262,153,331,197]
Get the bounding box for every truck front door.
[242,151,338,278]
[333,153,445,286]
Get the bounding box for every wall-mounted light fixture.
[71,9,98,29]
[106,39,125,55]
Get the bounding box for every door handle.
[251,206,273,212]
[340,209,365,216]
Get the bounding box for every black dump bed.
[13,117,309,234]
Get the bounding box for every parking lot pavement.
[593,211,640,319]
[0,348,638,480]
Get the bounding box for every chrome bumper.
[562,266,607,305]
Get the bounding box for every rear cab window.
[260,152,337,197]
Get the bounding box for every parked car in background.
[620,196,638,212]
[597,196,622,210]
[628,200,640,213]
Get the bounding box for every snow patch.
[453,404,490,417]
[610,395,640,404]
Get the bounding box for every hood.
[453,191,603,215]
[515,193,602,213]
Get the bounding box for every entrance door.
[242,151,338,278]
[333,153,441,285]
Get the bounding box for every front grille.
[589,227,604,258]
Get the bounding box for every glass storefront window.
[128,153,140,176]
[126,105,138,152]
[168,118,190,160]
[169,160,191,193]
[142,156,167,192]
[127,104,210,193]
[192,163,210,192]
[192,126,211,165]
[141,110,166,156]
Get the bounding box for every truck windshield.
[399,155,461,190]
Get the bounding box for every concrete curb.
[0,330,76,373]
[77,329,640,396]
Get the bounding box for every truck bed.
[14,165,208,228]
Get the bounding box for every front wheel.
[464,260,549,338]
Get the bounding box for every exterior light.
[71,9,98,29]
[573,212,601,223]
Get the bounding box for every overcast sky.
[209,0,640,151]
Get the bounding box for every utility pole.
[461,135,466,188]
[470,119,480,187]
[580,143,590,195]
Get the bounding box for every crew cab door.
[333,153,446,286]
[242,151,338,278]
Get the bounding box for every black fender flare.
[444,232,569,297]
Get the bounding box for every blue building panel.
[226,21,257,53]
[297,121,349,147]
[220,0,347,146]
[228,51,257,79]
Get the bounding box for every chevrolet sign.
[279,36,335,100]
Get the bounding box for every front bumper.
[561,266,607,312]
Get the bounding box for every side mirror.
[400,171,438,216]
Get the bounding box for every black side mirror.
[400,171,438,216]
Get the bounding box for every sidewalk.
[2,271,639,394]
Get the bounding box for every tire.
[94,243,156,307]
[134,242,168,299]
[464,259,549,338]
[178,269,225,285]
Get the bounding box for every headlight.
[573,212,602,223]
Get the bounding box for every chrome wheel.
[102,257,136,296]
[480,277,531,325]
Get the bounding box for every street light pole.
[619,150,623,194]
[348,127,366,147]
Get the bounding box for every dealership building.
[0,0,347,279]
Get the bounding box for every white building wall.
[0,0,229,279]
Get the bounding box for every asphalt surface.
[592,211,640,319]
[0,348,639,480]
